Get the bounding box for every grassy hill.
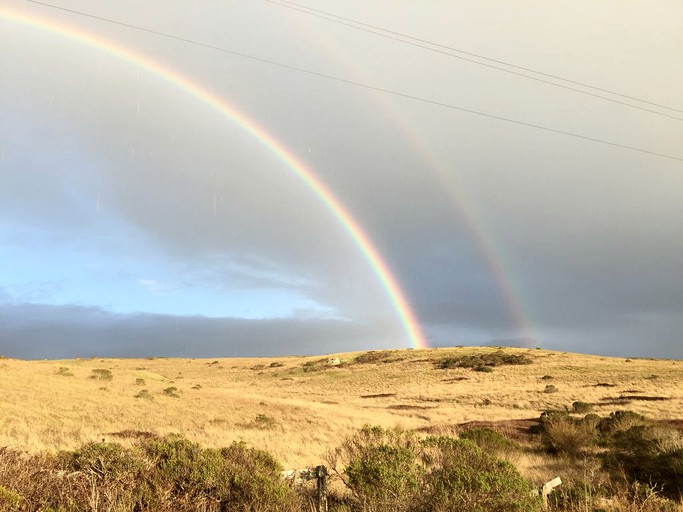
[1,346,681,471]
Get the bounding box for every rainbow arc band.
[0,6,427,349]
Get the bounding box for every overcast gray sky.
[1,0,681,359]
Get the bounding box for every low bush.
[90,368,113,381]
[0,436,302,511]
[607,424,683,499]
[538,412,596,456]
[354,351,400,364]
[328,426,422,512]
[163,386,179,398]
[438,350,533,370]
[614,425,682,458]
[597,410,647,440]
[328,426,541,512]
[458,428,517,455]
[419,436,541,512]
[250,414,276,429]
[473,365,494,373]
[301,359,330,372]
[572,401,593,414]
[0,485,24,509]
[135,389,153,400]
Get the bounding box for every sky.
[1,0,681,359]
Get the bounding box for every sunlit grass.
[0,347,681,470]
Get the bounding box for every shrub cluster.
[327,425,540,512]
[535,409,683,500]
[354,351,402,365]
[459,427,518,455]
[0,436,301,512]
[90,368,113,381]
[438,350,533,371]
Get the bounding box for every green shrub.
[141,435,299,509]
[459,428,517,455]
[60,442,143,480]
[354,351,399,364]
[301,359,329,372]
[438,350,532,370]
[597,410,647,440]
[473,365,494,373]
[135,377,146,386]
[250,414,276,429]
[135,389,153,400]
[614,425,682,457]
[581,413,602,431]
[328,426,422,512]
[0,485,25,508]
[0,436,302,511]
[90,368,112,381]
[538,412,596,456]
[547,477,609,511]
[163,386,179,398]
[329,426,540,512]
[419,437,541,512]
[572,401,593,413]
[56,367,73,377]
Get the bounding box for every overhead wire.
[266,0,683,117]
[10,0,683,162]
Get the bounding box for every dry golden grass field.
[1,346,682,474]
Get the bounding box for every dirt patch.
[620,395,671,401]
[387,404,435,411]
[108,430,157,440]
[597,397,633,406]
[661,419,683,434]
[442,377,469,383]
[360,393,396,399]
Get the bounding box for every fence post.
[315,465,328,512]
[539,477,562,509]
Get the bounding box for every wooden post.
[315,465,328,512]
[539,477,562,509]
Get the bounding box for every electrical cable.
[11,0,683,162]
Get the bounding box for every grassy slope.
[1,347,681,470]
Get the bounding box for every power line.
[266,0,683,121]
[13,0,683,162]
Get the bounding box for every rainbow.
[295,20,535,342]
[0,6,428,349]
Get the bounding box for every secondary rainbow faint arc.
[0,6,428,349]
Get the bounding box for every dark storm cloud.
[0,302,400,359]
